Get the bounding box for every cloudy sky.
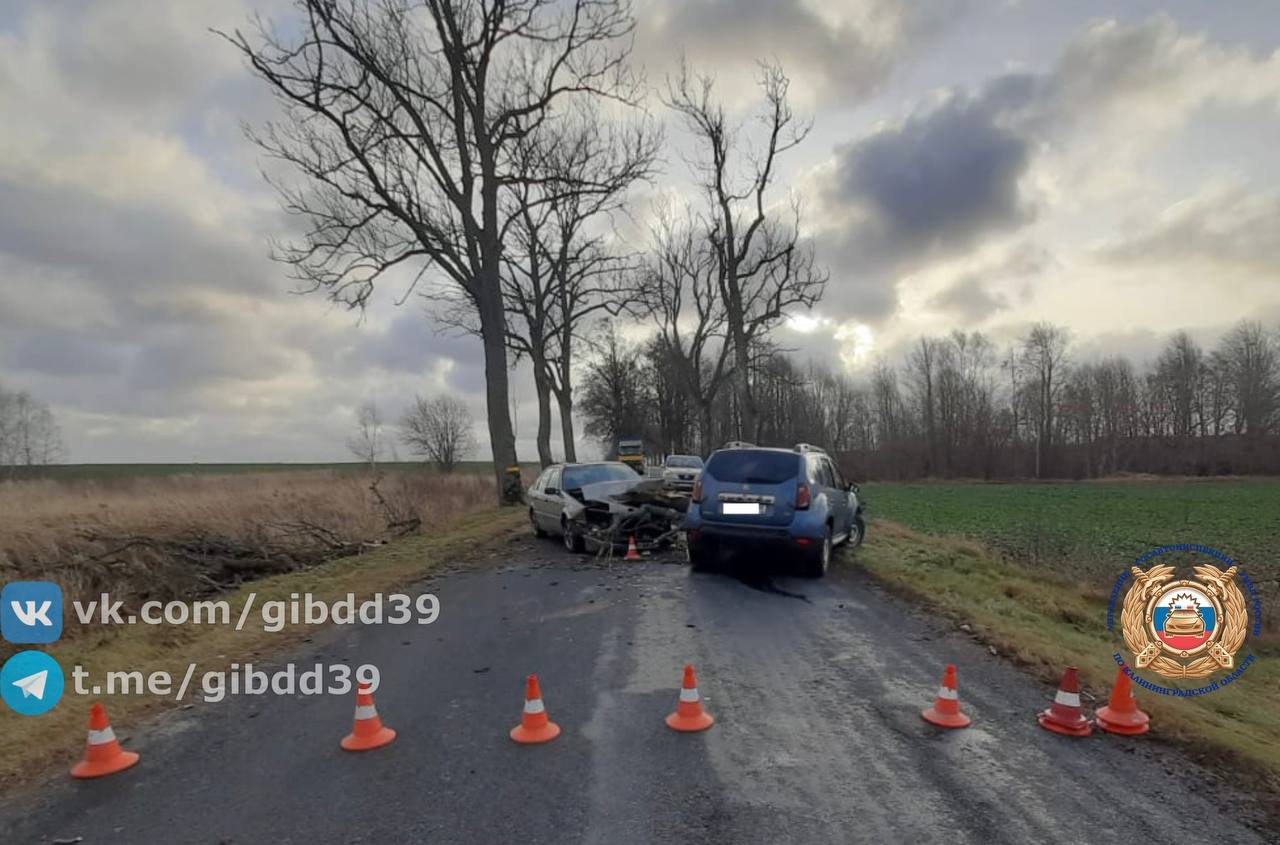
[2,0,1279,463]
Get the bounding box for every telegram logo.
[1,650,65,716]
[2,581,64,644]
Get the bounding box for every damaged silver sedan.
[527,461,689,555]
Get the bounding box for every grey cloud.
[813,78,1039,324]
[636,0,963,104]
[1098,187,1280,271]
[0,179,275,308]
[830,84,1036,258]
[927,275,1008,321]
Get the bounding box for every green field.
[864,479,1280,592]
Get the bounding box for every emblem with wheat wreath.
[1121,563,1249,680]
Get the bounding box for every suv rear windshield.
[704,450,800,484]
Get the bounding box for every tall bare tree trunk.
[531,358,554,467]
[556,388,578,462]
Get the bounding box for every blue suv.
[684,444,864,576]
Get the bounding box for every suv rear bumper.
[685,521,824,554]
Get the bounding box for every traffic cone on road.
[625,535,642,560]
[921,664,971,728]
[1096,668,1151,736]
[1038,666,1093,737]
[510,674,561,744]
[666,664,714,732]
[340,683,396,751]
[70,702,139,779]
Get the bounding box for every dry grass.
[0,469,496,635]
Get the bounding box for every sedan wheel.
[561,518,584,553]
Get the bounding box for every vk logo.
[1,582,63,644]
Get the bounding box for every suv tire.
[801,526,832,577]
[848,514,865,548]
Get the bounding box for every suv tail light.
[691,477,703,503]
[795,482,811,510]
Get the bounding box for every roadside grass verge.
[854,519,1280,791]
[0,508,527,787]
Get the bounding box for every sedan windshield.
[561,463,637,489]
[666,456,703,468]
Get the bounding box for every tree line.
[577,319,1280,480]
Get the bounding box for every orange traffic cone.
[510,674,561,744]
[70,702,139,779]
[1038,666,1092,737]
[340,683,396,751]
[666,664,714,732]
[625,535,642,560]
[1096,668,1150,736]
[921,664,971,728]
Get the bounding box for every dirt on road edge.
[0,507,527,787]
[853,519,1280,809]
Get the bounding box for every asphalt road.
[2,536,1272,844]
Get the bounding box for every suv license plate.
[723,502,761,515]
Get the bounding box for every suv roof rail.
[793,442,827,454]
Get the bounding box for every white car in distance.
[661,454,704,492]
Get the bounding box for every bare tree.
[0,385,65,475]
[1021,322,1071,478]
[1213,320,1279,435]
[401,395,476,472]
[220,0,643,504]
[665,61,827,441]
[499,105,659,465]
[346,401,388,471]
[639,204,735,453]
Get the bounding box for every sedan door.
[539,467,564,532]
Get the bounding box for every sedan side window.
[532,470,548,493]
[545,468,561,493]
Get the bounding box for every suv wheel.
[530,508,546,538]
[686,536,710,572]
[561,518,584,553]
[848,515,865,548]
[802,526,832,577]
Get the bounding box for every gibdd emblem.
[1120,563,1248,680]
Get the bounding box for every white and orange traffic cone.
[624,535,642,560]
[340,683,396,751]
[70,702,140,779]
[510,674,561,744]
[666,664,714,732]
[1038,666,1093,737]
[1096,668,1151,736]
[921,664,971,729]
